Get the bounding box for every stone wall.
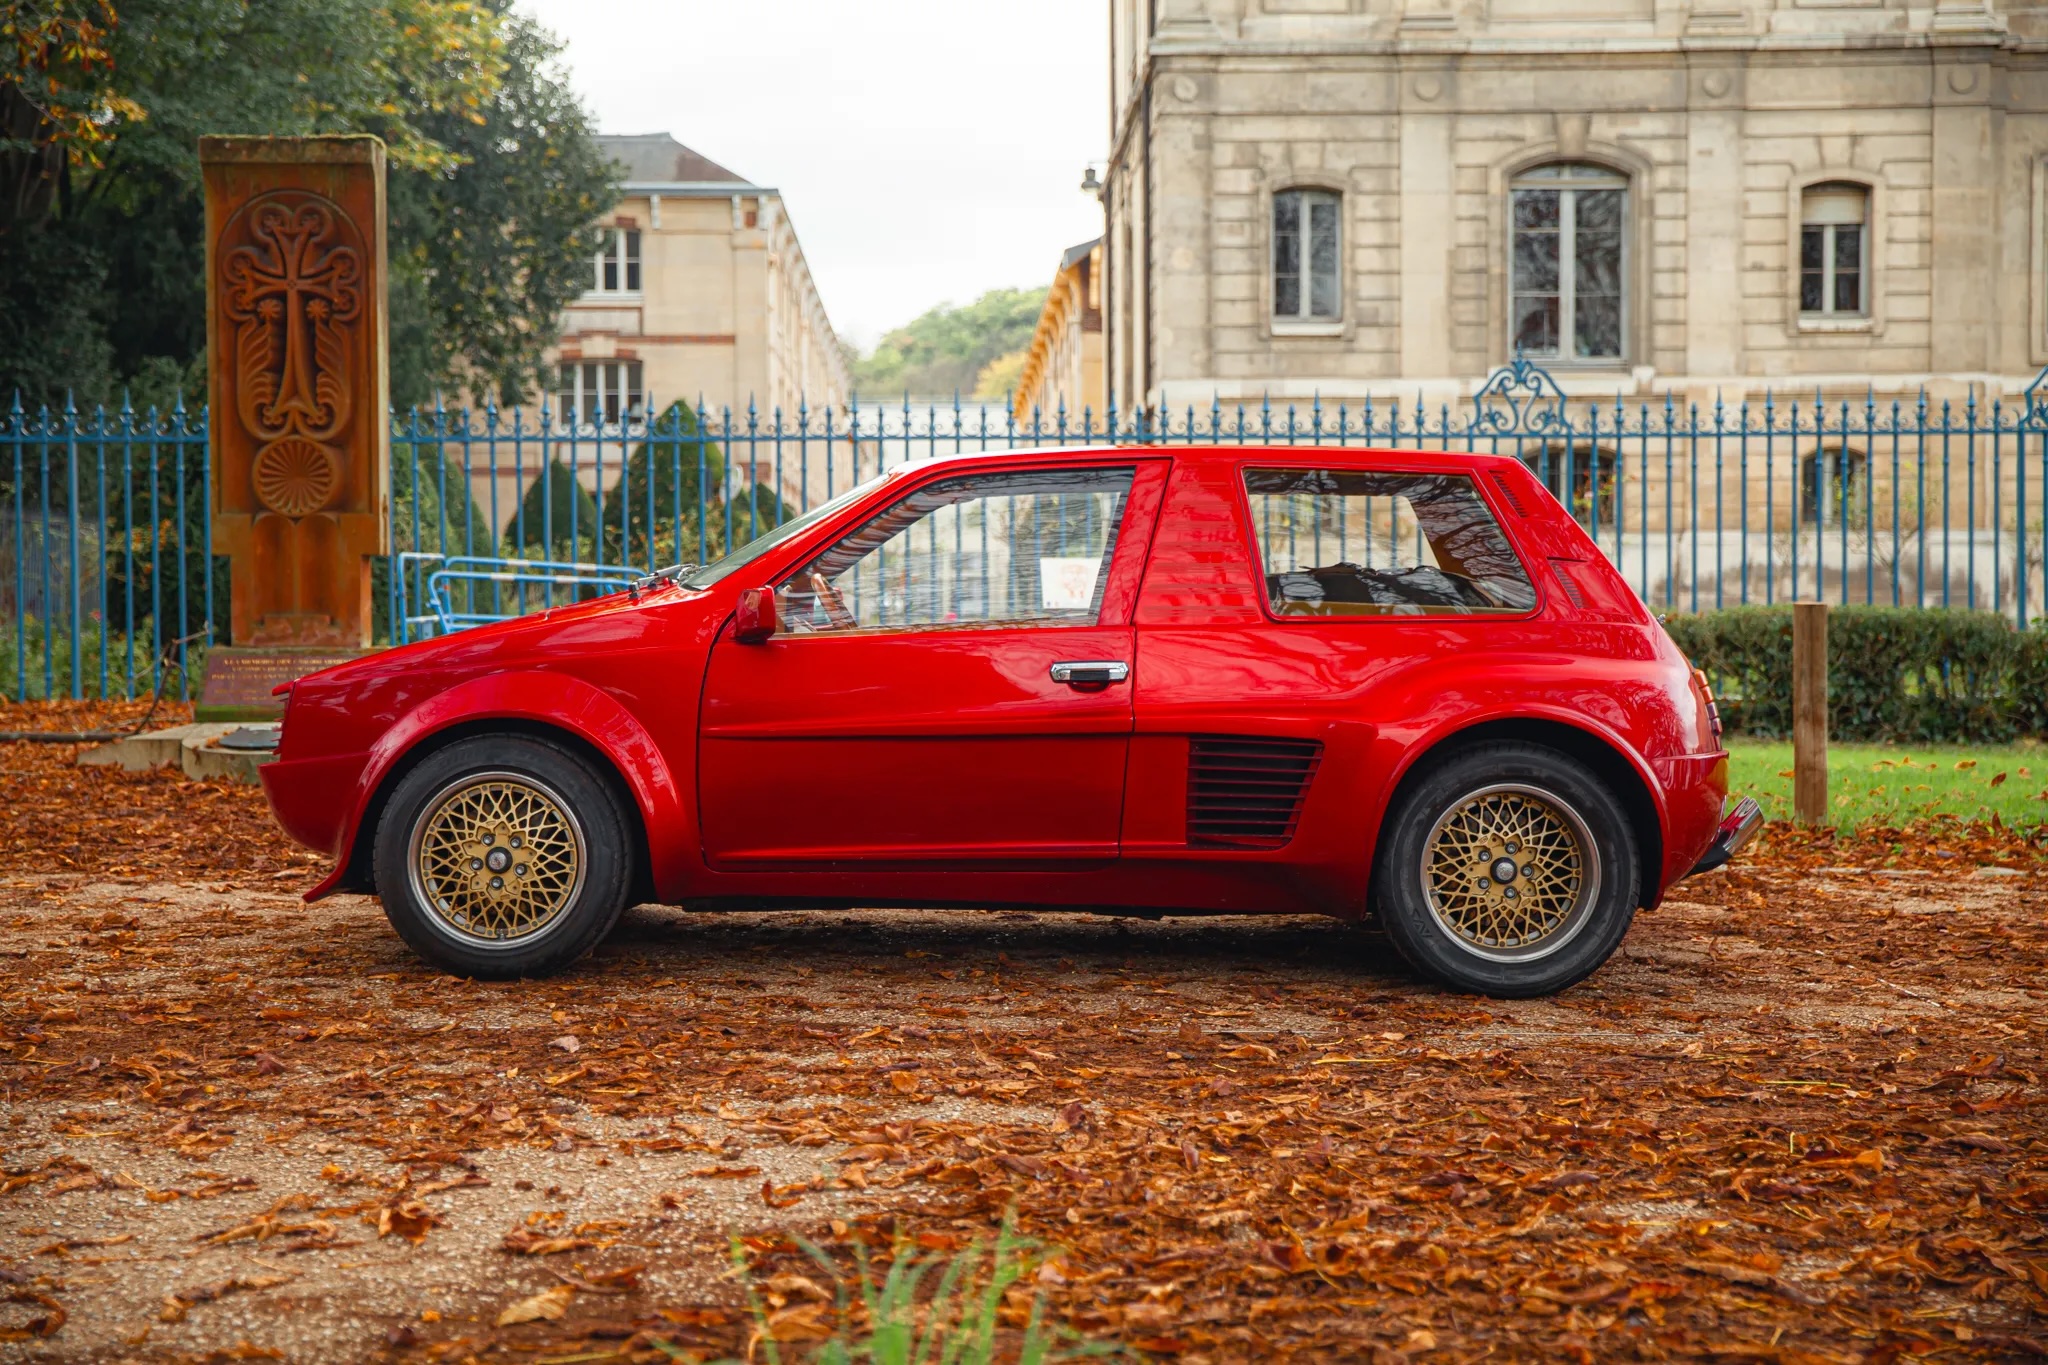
[553,188,847,423]
[1104,0,2048,408]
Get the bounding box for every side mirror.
[734,586,777,644]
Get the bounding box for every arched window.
[1800,182,1867,317]
[1273,188,1341,322]
[1510,162,1627,362]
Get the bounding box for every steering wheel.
[810,572,859,631]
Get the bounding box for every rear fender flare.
[1368,703,1668,906]
[313,672,687,902]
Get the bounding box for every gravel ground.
[2,868,2044,1363]
[0,713,2043,1362]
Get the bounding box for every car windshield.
[680,473,888,590]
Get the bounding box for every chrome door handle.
[1050,660,1129,687]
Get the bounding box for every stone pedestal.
[199,135,390,717]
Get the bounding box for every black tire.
[372,734,633,979]
[1371,742,1639,998]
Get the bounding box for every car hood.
[289,580,712,691]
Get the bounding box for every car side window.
[773,467,1136,634]
[1242,468,1537,617]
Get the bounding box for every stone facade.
[549,135,848,423]
[1103,0,2048,410]
[1014,239,1107,423]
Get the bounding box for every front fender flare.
[306,671,688,903]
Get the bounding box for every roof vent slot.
[1187,736,1324,849]
[1491,473,1530,517]
[1549,558,1589,609]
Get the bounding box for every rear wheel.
[373,734,632,978]
[1372,742,1639,997]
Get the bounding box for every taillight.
[1692,667,1723,742]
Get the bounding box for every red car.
[262,446,1757,997]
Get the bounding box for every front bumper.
[1687,796,1763,876]
[258,749,370,858]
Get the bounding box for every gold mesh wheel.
[1420,783,1599,963]
[407,771,587,947]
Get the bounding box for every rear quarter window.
[1242,467,1537,617]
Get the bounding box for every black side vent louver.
[1187,736,1324,848]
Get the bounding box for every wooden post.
[1793,601,1829,826]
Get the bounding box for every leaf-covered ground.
[1,702,2044,1363]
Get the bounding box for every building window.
[556,361,644,425]
[1273,189,1341,322]
[1800,183,1867,317]
[1800,447,1867,529]
[592,227,641,295]
[1526,442,1619,527]
[1511,162,1628,362]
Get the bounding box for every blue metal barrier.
[395,553,641,642]
[9,359,2048,700]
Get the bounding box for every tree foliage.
[595,401,797,569]
[851,287,1046,400]
[384,9,613,406]
[971,347,1029,402]
[506,458,599,559]
[0,0,615,408]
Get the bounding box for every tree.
[386,8,613,407]
[599,400,724,566]
[506,458,599,560]
[851,287,1047,399]
[972,348,1029,401]
[0,0,615,408]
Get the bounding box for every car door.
[698,460,1167,866]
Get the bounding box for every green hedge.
[1662,605,2048,743]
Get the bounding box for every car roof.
[893,443,1523,473]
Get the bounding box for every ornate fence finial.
[1469,350,1570,438]
[2024,360,2048,426]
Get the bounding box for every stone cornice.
[1142,33,2021,60]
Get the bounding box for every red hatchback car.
[262,445,1758,997]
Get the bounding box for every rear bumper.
[1687,796,1763,876]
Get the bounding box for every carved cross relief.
[222,191,365,519]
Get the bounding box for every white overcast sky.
[517,0,1111,350]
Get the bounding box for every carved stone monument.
[197,135,390,720]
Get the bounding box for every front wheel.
[373,734,633,978]
[1372,742,1640,997]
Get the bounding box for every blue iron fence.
[9,357,2048,701]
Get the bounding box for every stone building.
[1102,0,2040,411]
[1013,238,1107,423]
[549,134,848,424]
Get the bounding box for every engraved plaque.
[198,647,366,721]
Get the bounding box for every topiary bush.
[1662,605,2038,742]
[2013,627,2048,738]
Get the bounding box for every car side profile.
[261,445,1758,997]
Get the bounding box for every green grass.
[1727,737,2048,829]
[701,1221,1114,1365]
